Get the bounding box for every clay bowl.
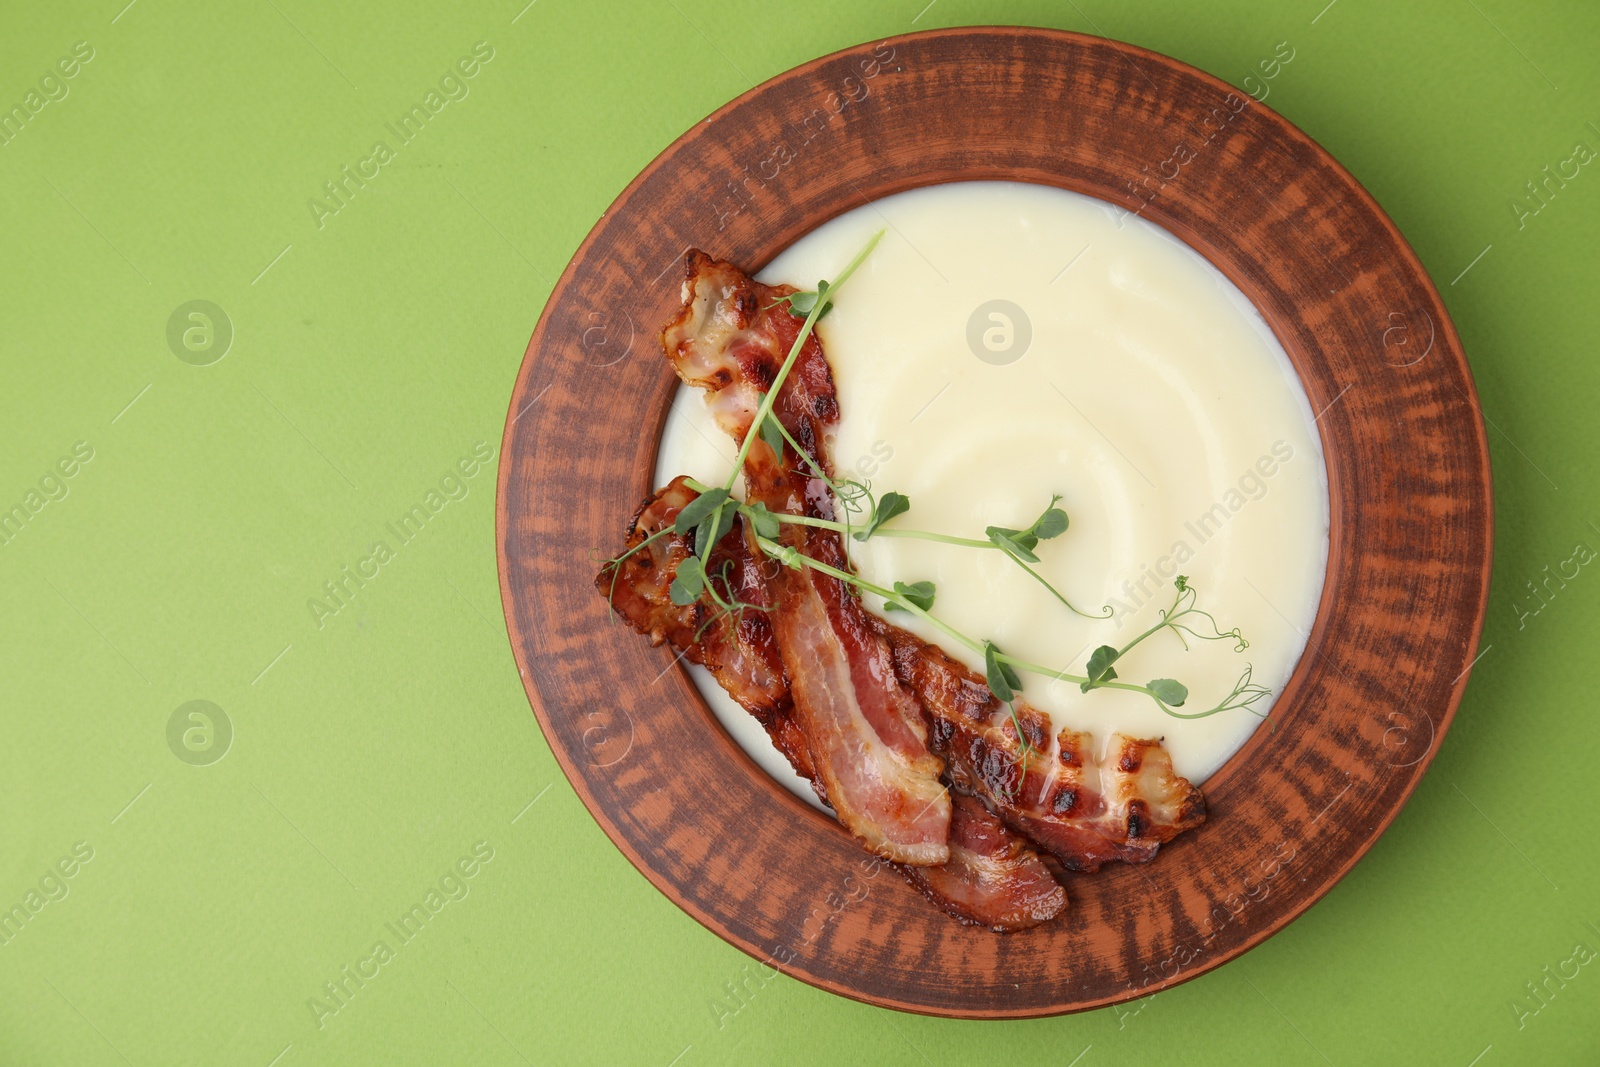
[496,26,1492,1017]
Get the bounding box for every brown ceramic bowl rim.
[497,25,1493,1017]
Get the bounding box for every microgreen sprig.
[1073,575,1266,719]
[686,231,885,566]
[985,498,1110,620]
[671,487,735,563]
[753,537,1266,723]
[701,485,1111,621]
[883,580,935,613]
[725,231,883,485]
[669,554,771,640]
[855,491,910,540]
[766,278,835,321]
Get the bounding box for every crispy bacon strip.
[661,251,951,866]
[598,479,1065,930]
[901,795,1067,931]
[882,625,1206,872]
[596,476,815,782]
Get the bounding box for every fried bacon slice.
[902,795,1067,931]
[596,476,814,781]
[598,483,1063,930]
[661,250,951,867]
[882,625,1206,872]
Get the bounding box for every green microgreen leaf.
[693,503,736,561]
[883,579,936,613]
[668,555,705,606]
[1080,644,1120,692]
[1146,678,1189,707]
[672,488,730,535]
[772,279,834,321]
[982,641,1022,703]
[985,496,1067,562]
[1028,495,1068,541]
[854,491,910,541]
[755,394,786,460]
[985,525,1041,563]
[743,502,781,540]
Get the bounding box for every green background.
[1,0,1595,1063]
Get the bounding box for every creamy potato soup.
[658,181,1328,807]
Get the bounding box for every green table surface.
[2,0,1596,1063]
